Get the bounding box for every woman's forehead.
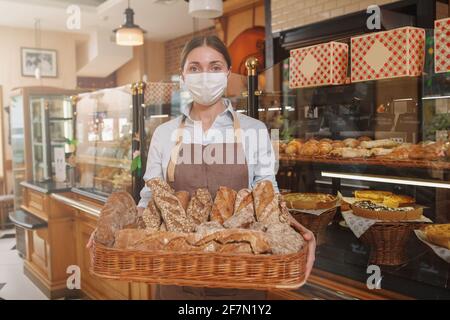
[185,46,226,64]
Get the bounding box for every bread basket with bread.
[90,180,308,290]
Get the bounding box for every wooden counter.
[20,183,152,300]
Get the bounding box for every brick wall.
[271,0,399,33]
[165,27,218,77]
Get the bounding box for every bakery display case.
[73,86,134,201]
[254,21,449,299]
[9,87,81,207]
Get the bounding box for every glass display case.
[74,86,134,200]
[9,87,80,207]
[254,29,449,299]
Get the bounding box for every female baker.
[90,35,315,300]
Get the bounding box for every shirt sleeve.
[137,127,164,208]
[251,122,280,193]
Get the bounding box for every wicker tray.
[360,222,427,266]
[90,242,308,290]
[291,208,337,246]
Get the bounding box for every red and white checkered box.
[144,82,179,105]
[351,27,425,82]
[289,42,348,88]
[435,18,450,74]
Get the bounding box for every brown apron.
[156,110,266,300]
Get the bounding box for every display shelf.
[76,154,131,169]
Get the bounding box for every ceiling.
[0,0,213,41]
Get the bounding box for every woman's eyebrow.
[209,60,225,65]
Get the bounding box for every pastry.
[424,224,450,249]
[319,138,333,143]
[341,148,370,158]
[360,139,399,149]
[354,190,393,202]
[343,138,360,148]
[299,143,319,156]
[331,141,345,149]
[318,142,333,155]
[382,194,415,208]
[265,223,305,254]
[358,136,372,142]
[95,192,138,247]
[351,200,422,220]
[287,140,303,155]
[210,186,237,224]
[175,191,190,211]
[142,199,162,231]
[252,180,281,224]
[186,188,213,225]
[370,148,394,157]
[113,229,148,249]
[283,193,337,210]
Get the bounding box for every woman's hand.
[86,228,97,249]
[288,214,316,284]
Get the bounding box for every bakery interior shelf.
[279,155,450,171]
[76,154,131,168]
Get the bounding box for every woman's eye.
[188,66,200,72]
[211,65,224,72]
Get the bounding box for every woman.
[90,35,315,300]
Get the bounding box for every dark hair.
[180,35,232,71]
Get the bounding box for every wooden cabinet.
[21,187,77,299]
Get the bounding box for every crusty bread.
[210,186,237,224]
[265,223,305,254]
[218,242,253,254]
[113,229,148,249]
[95,192,138,247]
[133,231,184,251]
[223,210,255,229]
[195,229,272,254]
[175,191,190,211]
[149,180,196,233]
[253,180,281,224]
[142,199,162,231]
[194,221,225,240]
[187,188,213,225]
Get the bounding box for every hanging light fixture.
[114,0,146,46]
[187,0,223,19]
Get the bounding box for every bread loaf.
[114,229,148,249]
[142,199,162,231]
[210,186,237,224]
[195,229,271,254]
[175,191,190,211]
[253,180,281,224]
[95,192,138,247]
[225,188,256,228]
[194,221,225,240]
[186,188,213,225]
[133,231,184,251]
[265,223,305,254]
[149,180,196,233]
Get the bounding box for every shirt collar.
[181,98,234,121]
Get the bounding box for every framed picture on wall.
[21,48,58,78]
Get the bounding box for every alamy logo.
[66,265,81,290]
[66,5,81,30]
[366,265,382,290]
[366,5,381,30]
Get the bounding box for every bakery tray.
[90,242,308,290]
[280,155,450,171]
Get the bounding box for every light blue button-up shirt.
[138,99,279,208]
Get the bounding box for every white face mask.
[182,72,228,106]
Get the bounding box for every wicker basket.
[90,242,308,290]
[291,208,337,245]
[360,222,427,266]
